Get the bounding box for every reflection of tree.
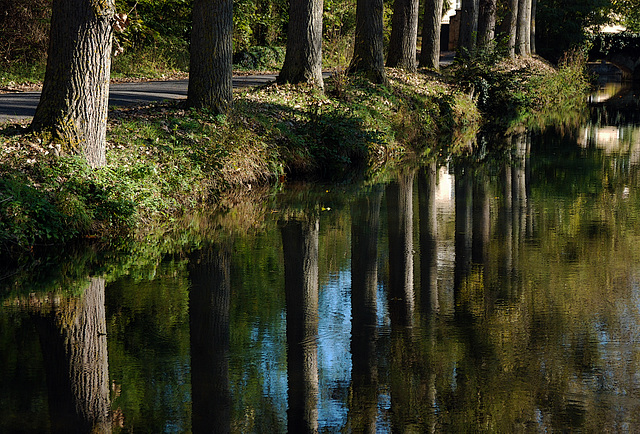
[454,168,473,313]
[188,243,232,434]
[472,168,491,266]
[280,218,319,433]
[350,188,383,433]
[386,169,416,326]
[33,277,111,433]
[418,163,439,315]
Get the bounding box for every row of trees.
[30,0,540,168]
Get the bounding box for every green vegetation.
[0,70,479,253]
[1,49,594,255]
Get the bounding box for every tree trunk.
[30,0,114,168]
[477,0,497,49]
[348,0,387,84]
[516,0,531,56]
[280,218,319,433]
[458,0,479,56]
[188,243,232,434]
[530,0,537,54]
[386,0,420,71]
[419,0,444,70]
[278,0,324,88]
[499,0,519,58]
[34,277,111,433]
[187,0,233,113]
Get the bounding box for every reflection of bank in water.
[581,82,640,163]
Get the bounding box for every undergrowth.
[0,70,480,253]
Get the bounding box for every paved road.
[0,52,455,123]
[0,74,278,123]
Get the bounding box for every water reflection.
[189,243,232,433]
[4,90,640,432]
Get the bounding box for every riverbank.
[0,55,589,254]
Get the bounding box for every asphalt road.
[0,52,455,123]
[0,74,278,123]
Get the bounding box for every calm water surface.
[2,83,640,432]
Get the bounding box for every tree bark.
[348,0,387,84]
[530,0,537,54]
[387,0,420,71]
[516,0,531,56]
[280,218,319,433]
[278,0,324,88]
[419,0,444,69]
[187,0,233,113]
[500,0,519,58]
[459,0,480,56]
[477,0,497,49]
[30,0,114,168]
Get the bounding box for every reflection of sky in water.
[254,318,289,425]
[318,270,352,428]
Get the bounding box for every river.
[1,82,640,432]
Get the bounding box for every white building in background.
[442,0,462,25]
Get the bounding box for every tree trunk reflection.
[387,169,416,327]
[418,163,439,315]
[454,168,473,315]
[34,277,111,433]
[350,188,382,433]
[188,243,232,434]
[280,218,320,434]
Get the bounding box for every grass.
[0,50,591,255]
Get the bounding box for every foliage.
[451,50,589,130]
[536,0,611,62]
[0,0,50,64]
[232,46,286,71]
[608,0,640,31]
[1,68,484,252]
[587,31,640,57]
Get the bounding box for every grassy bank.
[0,56,589,254]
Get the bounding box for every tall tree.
[530,0,537,54]
[278,0,324,88]
[477,0,498,49]
[30,0,114,168]
[499,0,519,58]
[187,0,233,113]
[419,0,445,69]
[348,0,387,83]
[459,0,480,56]
[516,0,532,56]
[387,0,420,71]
